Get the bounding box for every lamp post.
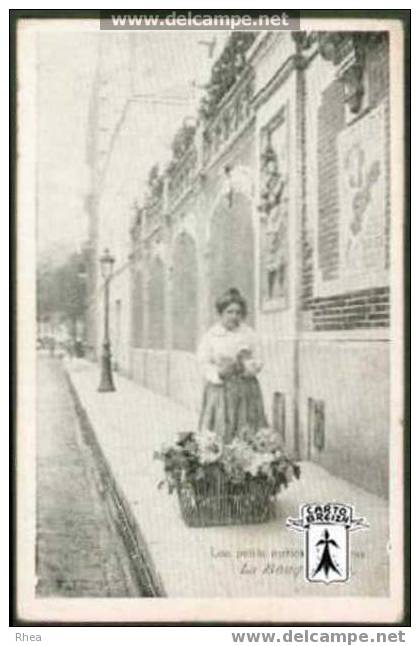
[98,248,116,392]
[76,263,87,356]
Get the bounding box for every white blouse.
[197,323,263,385]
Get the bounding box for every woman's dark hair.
[216,288,247,317]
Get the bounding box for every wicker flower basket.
[155,430,300,528]
[176,472,274,527]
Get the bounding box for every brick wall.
[302,38,390,332]
[317,80,345,284]
[306,287,389,331]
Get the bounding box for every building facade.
[87,31,391,497]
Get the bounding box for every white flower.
[248,452,273,477]
[197,430,223,464]
[200,446,222,464]
[248,464,259,477]
[253,428,283,452]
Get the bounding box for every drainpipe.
[293,53,307,461]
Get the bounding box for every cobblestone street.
[36,355,141,597]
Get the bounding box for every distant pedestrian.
[66,341,74,360]
[74,339,84,358]
[49,337,56,357]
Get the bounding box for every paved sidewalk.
[66,359,389,598]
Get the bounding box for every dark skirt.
[198,375,268,443]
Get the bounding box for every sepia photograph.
[14,10,408,625]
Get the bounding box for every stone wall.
[94,31,391,497]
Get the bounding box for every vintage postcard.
[14,11,408,625]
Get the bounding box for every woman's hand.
[242,358,262,377]
[217,357,238,379]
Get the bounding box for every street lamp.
[98,248,116,392]
[77,263,87,354]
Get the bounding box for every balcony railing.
[164,68,255,214]
[167,145,198,210]
[202,69,254,167]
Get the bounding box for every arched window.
[148,257,166,349]
[172,232,198,352]
[131,270,144,348]
[208,192,255,324]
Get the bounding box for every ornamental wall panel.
[259,103,290,312]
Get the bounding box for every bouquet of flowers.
[214,348,262,379]
[154,428,300,526]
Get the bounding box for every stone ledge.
[65,370,166,598]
